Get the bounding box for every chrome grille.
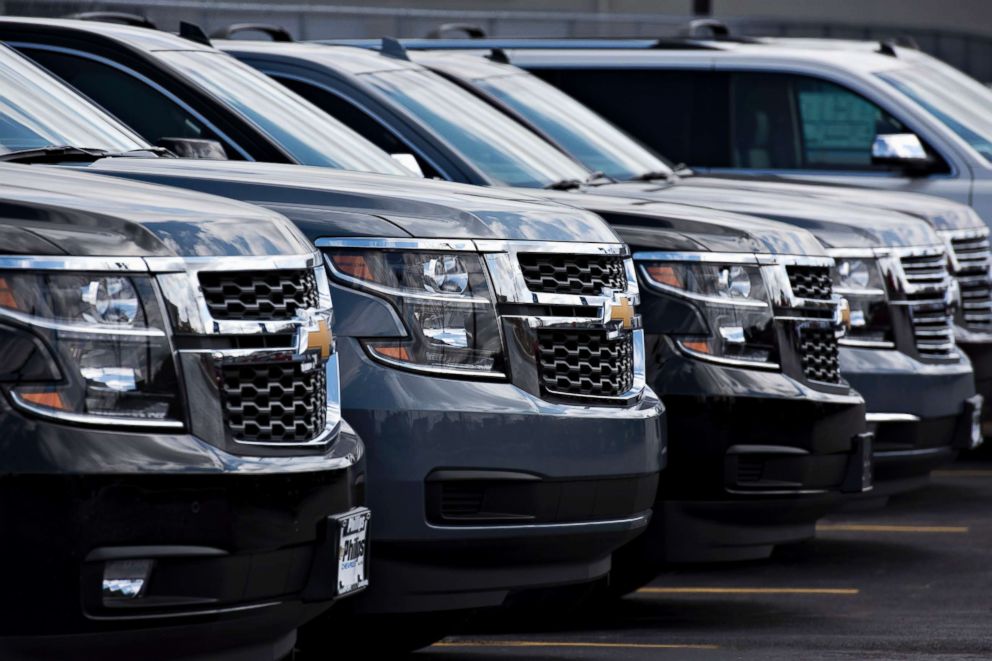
[899,252,956,359]
[221,362,326,443]
[519,253,626,295]
[949,233,992,329]
[799,327,841,384]
[200,269,318,320]
[537,330,634,399]
[787,265,832,301]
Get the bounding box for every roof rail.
[211,23,293,42]
[425,23,487,39]
[680,18,731,38]
[179,21,212,46]
[64,11,157,29]
[381,37,410,60]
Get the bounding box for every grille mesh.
[537,330,634,399]
[800,327,841,384]
[949,234,992,329]
[899,253,956,359]
[519,253,626,295]
[221,362,326,443]
[200,269,318,320]
[787,265,832,301]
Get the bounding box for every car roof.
[216,40,423,75]
[0,16,213,52]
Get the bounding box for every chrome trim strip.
[633,250,760,264]
[676,340,781,371]
[86,601,281,622]
[426,512,650,531]
[315,237,477,252]
[0,306,166,337]
[839,338,897,349]
[866,412,922,423]
[11,392,185,429]
[0,256,151,272]
[364,343,508,380]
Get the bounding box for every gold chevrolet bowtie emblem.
[839,298,852,331]
[307,319,333,360]
[610,295,635,331]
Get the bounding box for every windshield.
[0,45,145,154]
[156,51,411,175]
[474,72,672,180]
[879,65,992,165]
[363,68,590,188]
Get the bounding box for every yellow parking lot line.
[637,587,858,596]
[933,469,992,477]
[433,640,719,650]
[817,523,969,534]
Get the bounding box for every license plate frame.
[333,508,370,596]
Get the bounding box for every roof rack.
[425,23,487,39]
[211,23,293,42]
[179,21,212,46]
[64,11,157,29]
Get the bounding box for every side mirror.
[871,133,933,173]
[391,153,425,178]
[156,137,228,160]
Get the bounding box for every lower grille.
[221,362,326,443]
[537,330,634,399]
[800,327,841,384]
[787,265,832,301]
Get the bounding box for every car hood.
[536,188,826,256]
[679,175,986,233]
[0,164,313,258]
[582,180,942,250]
[85,159,621,244]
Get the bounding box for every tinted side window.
[532,68,731,167]
[24,49,236,157]
[730,72,910,170]
[277,76,442,178]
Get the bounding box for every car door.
[705,68,973,206]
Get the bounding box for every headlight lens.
[328,250,504,374]
[831,258,892,344]
[643,262,776,365]
[0,272,182,425]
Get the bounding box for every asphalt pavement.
[420,461,992,660]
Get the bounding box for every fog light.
[102,559,154,603]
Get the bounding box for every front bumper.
[335,339,665,614]
[634,343,869,563]
[0,404,364,660]
[957,330,992,436]
[840,346,977,495]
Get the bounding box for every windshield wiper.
[0,145,169,164]
[629,170,676,182]
[543,178,584,191]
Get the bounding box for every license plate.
[334,508,370,596]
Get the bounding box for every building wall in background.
[4,0,992,79]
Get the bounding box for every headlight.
[642,262,776,365]
[327,249,504,375]
[831,257,892,344]
[0,272,182,426]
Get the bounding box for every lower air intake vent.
[537,330,634,399]
[221,362,326,443]
[800,328,841,384]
